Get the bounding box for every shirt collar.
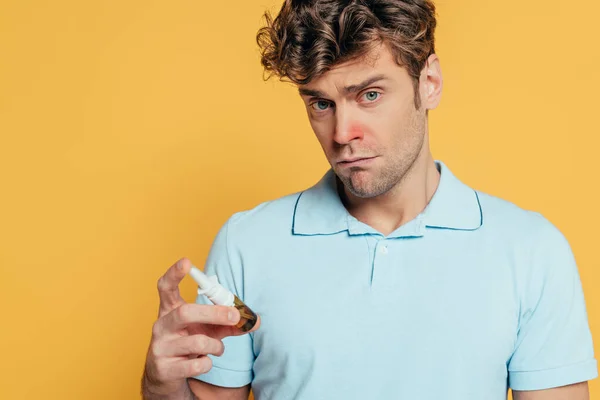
[292,160,483,237]
[422,160,483,231]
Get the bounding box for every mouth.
[337,156,378,167]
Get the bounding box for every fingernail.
[228,310,237,321]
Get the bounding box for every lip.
[337,156,377,167]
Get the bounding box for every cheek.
[310,119,333,146]
[355,115,386,146]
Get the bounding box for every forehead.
[300,42,406,89]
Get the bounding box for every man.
[142,0,597,399]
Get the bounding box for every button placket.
[371,239,393,291]
[379,244,389,255]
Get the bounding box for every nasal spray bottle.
[189,266,258,332]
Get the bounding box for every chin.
[348,185,386,199]
[343,173,387,199]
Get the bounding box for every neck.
[338,150,440,236]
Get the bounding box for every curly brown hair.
[256,0,437,109]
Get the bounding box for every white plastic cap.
[189,266,234,307]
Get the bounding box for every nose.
[333,106,364,145]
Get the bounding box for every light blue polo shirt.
[193,160,597,399]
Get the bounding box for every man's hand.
[141,258,259,400]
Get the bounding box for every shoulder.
[222,190,303,239]
[476,190,565,241]
[475,190,573,273]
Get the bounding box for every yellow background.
[1,0,598,398]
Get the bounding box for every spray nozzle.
[189,265,234,306]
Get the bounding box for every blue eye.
[364,91,379,101]
[311,100,331,111]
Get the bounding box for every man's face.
[298,42,440,199]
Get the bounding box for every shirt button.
[379,245,389,255]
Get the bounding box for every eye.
[363,91,380,102]
[310,100,332,111]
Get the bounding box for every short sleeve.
[508,218,597,390]
[191,215,255,388]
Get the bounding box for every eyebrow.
[298,74,388,98]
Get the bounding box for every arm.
[507,217,597,392]
[513,381,589,400]
[188,379,250,400]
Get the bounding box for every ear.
[420,53,443,111]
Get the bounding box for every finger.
[157,258,192,316]
[155,335,225,358]
[156,304,240,337]
[154,356,213,382]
